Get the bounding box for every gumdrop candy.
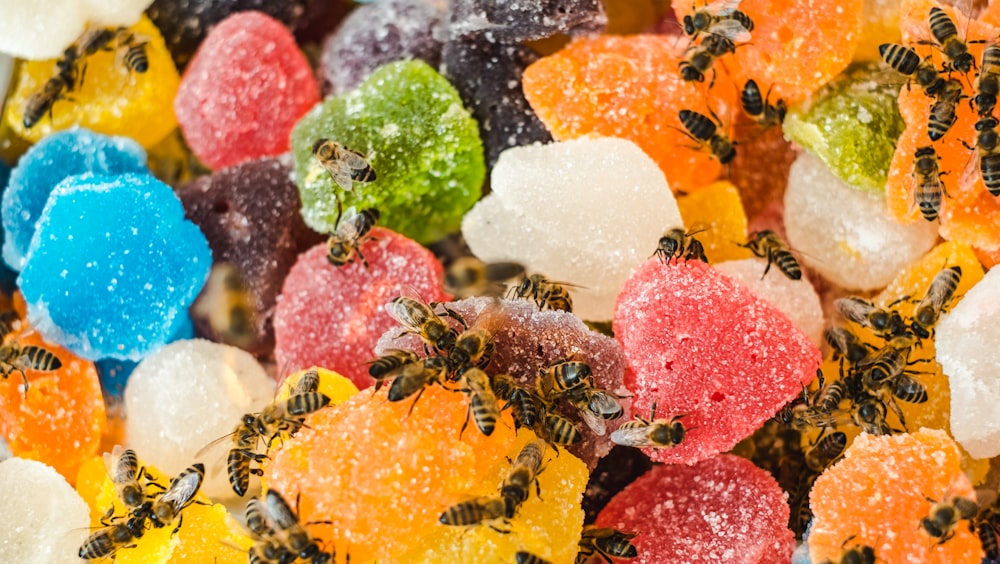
[96,315,194,399]
[19,173,211,361]
[175,11,320,170]
[123,339,274,500]
[0,0,150,60]
[0,458,91,563]
[447,0,607,42]
[856,0,901,63]
[319,0,448,96]
[5,16,180,148]
[674,181,752,264]
[0,160,18,294]
[613,258,820,464]
[2,128,147,271]
[179,156,323,356]
[596,454,795,563]
[273,228,448,389]
[808,429,982,563]
[462,137,682,321]
[728,123,797,221]
[291,60,485,245]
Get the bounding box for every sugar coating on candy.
[96,316,194,399]
[0,0,151,60]
[613,259,820,464]
[809,429,982,563]
[729,124,797,221]
[179,156,323,356]
[447,0,607,42]
[175,11,319,170]
[675,181,753,264]
[274,230,448,389]
[0,458,90,563]
[522,35,738,194]
[463,137,683,321]
[123,339,274,500]
[784,151,938,291]
[783,63,904,192]
[715,258,825,346]
[2,128,147,271]
[291,60,485,244]
[6,16,180,148]
[19,173,211,361]
[597,454,795,563]
[319,0,448,96]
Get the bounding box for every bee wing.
[106,444,138,485]
[338,147,373,172]
[588,390,625,420]
[609,425,653,447]
[482,261,526,283]
[705,0,743,16]
[292,369,321,395]
[387,285,435,328]
[707,19,752,43]
[264,490,299,531]
[578,406,608,436]
[335,206,363,239]
[159,465,204,510]
[468,299,508,334]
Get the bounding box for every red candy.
[613,259,820,464]
[273,227,448,389]
[174,11,320,169]
[597,454,795,563]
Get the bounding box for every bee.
[492,374,542,430]
[444,257,525,299]
[921,495,979,544]
[858,335,916,391]
[243,496,298,564]
[388,293,464,353]
[565,385,624,435]
[891,373,929,404]
[576,526,638,564]
[387,355,449,405]
[311,138,377,191]
[78,513,148,560]
[804,431,847,473]
[264,489,332,563]
[911,266,962,338]
[927,79,965,142]
[834,296,908,338]
[970,115,1000,196]
[105,445,157,511]
[818,536,876,564]
[679,33,737,86]
[327,206,380,268]
[537,359,593,402]
[653,227,708,264]
[511,274,575,313]
[0,342,63,391]
[448,304,504,376]
[879,43,945,97]
[516,551,552,564]
[116,31,149,73]
[500,440,547,518]
[921,7,978,74]
[975,44,1000,117]
[439,494,507,528]
[912,146,946,222]
[458,368,500,437]
[678,108,737,164]
[22,74,74,129]
[740,79,786,128]
[739,230,801,280]
[192,261,257,349]
[851,393,893,436]
[539,411,583,446]
[610,403,687,448]
[682,0,753,42]
[824,326,872,374]
[368,348,421,390]
[145,463,205,533]
[976,520,999,559]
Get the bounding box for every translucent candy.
[856,0,901,63]
[675,181,753,264]
[291,60,485,244]
[462,137,683,320]
[729,124,797,221]
[0,0,151,60]
[2,128,147,271]
[19,173,211,361]
[447,0,607,42]
[174,11,320,170]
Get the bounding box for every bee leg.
[15,367,29,394]
[171,514,183,536]
[760,251,774,280]
[459,409,471,439]
[355,247,370,269]
[405,387,427,418]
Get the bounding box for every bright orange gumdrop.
[676,180,754,263]
[522,34,738,194]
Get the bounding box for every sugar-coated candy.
[809,429,982,562]
[2,128,147,271]
[729,125,797,221]
[448,0,607,42]
[783,63,904,192]
[675,181,752,264]
[784,151,938,291]
[614,259,820,464]
[0,458,90,563]
[291,60,485,244]
[123,339,274,500]
[597,454,795,563]
[463,137,682,320]
[856,0,901,62]
[0,0,150,60]
[19,173,211,361]
[6,16,180,148]
[96,316,194,399]
[0,161,17,294]
[319,0,447,96]
[175,11,320,170]
[179,156,323,356]
[274,229,448,389]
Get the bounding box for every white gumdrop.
[937,267,1000,459]
[784,151,938,291]
[715,258,825,347]
[462,137,682,320]
[0,458,90,563]
[124,339,275,501]
[0,0,151,60]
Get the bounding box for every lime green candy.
[782,63,903,193]
[291,60,485,243]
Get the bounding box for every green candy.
[783,63,904,193]
[292,60,485,243]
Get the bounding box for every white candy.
[715,258,825,346]
[784,151,938,291]
[0,458,90,563]
[0,0,152,60]
[462,137,683,320]
[937,267,1000,459]
[124,339,275,501]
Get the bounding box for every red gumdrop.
[596,454,795,563]
[174,11,320,170]
[613,259,819,464]
[273,227,448,389]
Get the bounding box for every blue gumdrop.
[97,315,194,398]
[19,173,211,361]
[2,128,147,271]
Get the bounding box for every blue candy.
[19,173,211,361]
[2,128,147,271]
[97,316,194,398]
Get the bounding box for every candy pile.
[3,0,1000,563]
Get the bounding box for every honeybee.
[448,303,505,376]
[824,326,872,374]
[921,7,979,74]
[679,33,737,86]
[78,513,148,560]
[458,367,500,437]
[539,411,583,446]
[912,146,946,222]
[439,494,507,528]
[976,520,999,559]
[243,496,298,564]
[264,489,333,563]
[368,348,420,390]
[565,385,624,435]
[501,440,547,518]
[927,79,965,142]
[327,206,380,268]
[678,108,737,164]
[970,115,1000,196]
[682,0,753,42]
[834,296,909,338]
[576,526,638,564]
[444,257,525,299]
[22,74,74,129]
[116,31,149,73]
[536,359,593,402]
[105,445,158,511]
[144,463,205,533]
[492,373,542,430]
[511,274,575,313]
[858,335,916,391]
[804,431,847,473]
[975,45,1000,117]
[192,262,257,349]
[0,342,62,391]
[922,495,979,544]
[311,138,377,191]
[610,403,687,448]
[891,373,929,405]
[387,355,449,405]
[739,230,801,280]
[911,266,962,339]
[851,393,894,436]
[653,227,708,264]
[740,79,786,128]
[516,551,552,564]
[388,293,464,353]
[818,536,876,564]
[879,43,945,97]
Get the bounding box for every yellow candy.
[676,181,753,263]
[276,366,360,405]
[854,0,901,63]
[5,16,178,148]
